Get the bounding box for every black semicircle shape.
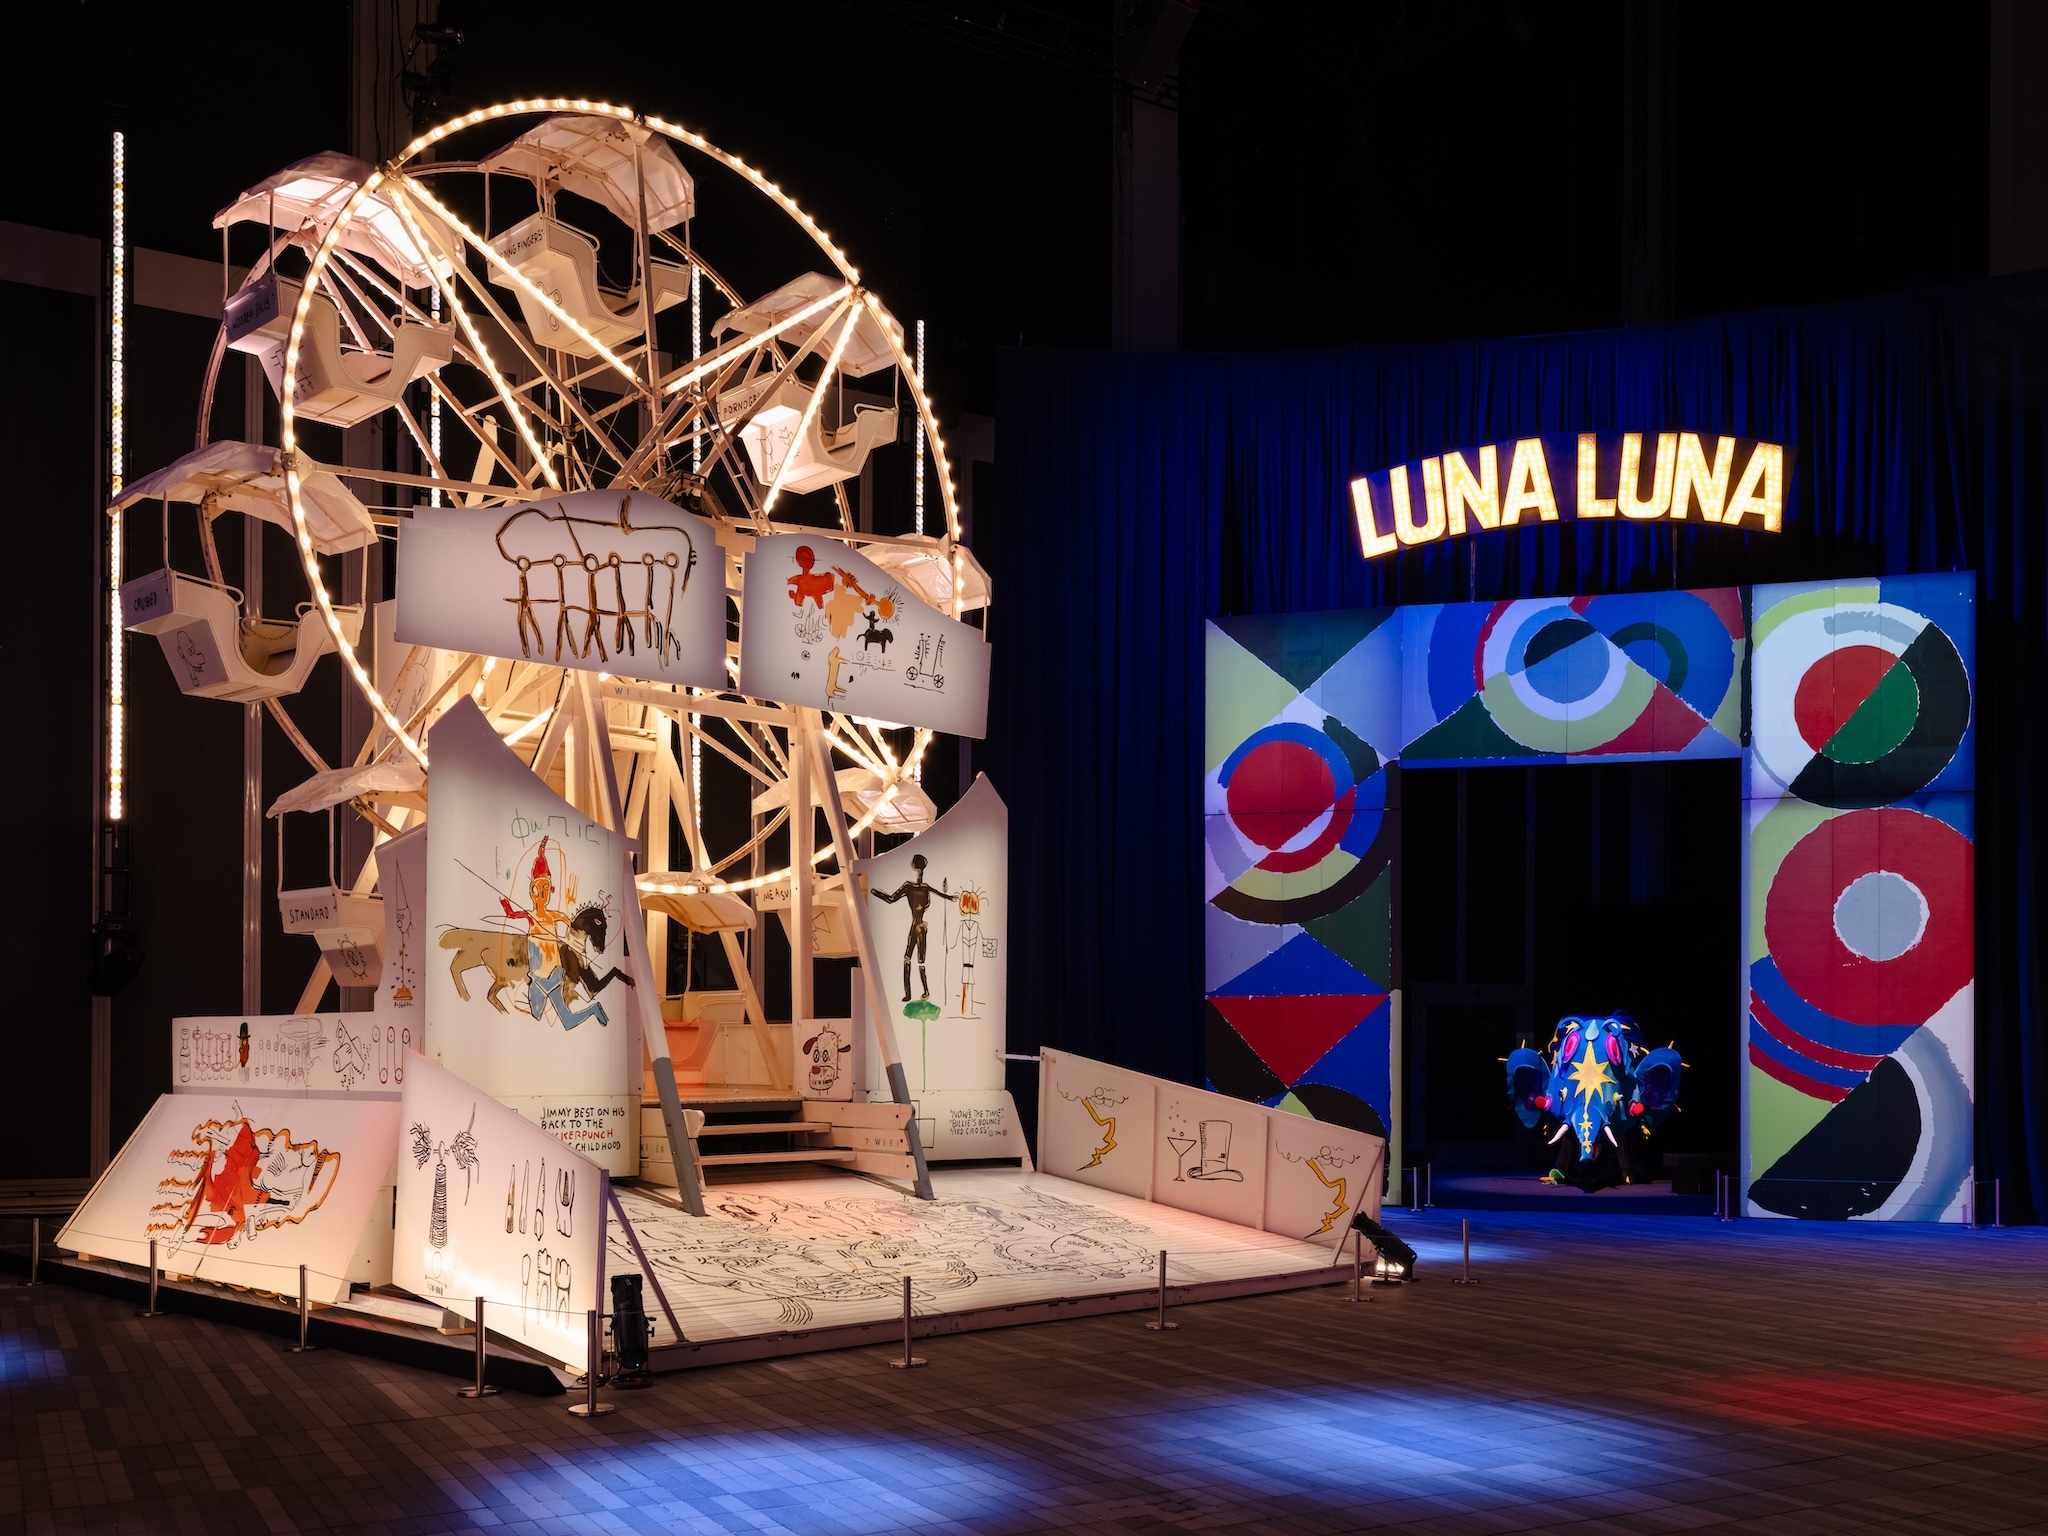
[1205,1001,1287,1103]
[1748,1055,1920,1219]
[1288,1082,1389,1140]
[1210,795,1396,926]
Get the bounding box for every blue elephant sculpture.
[1505,1013,1682,1188]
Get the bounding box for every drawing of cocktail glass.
[1189,1120,1244,1182]
[1166,1131,1196,1181]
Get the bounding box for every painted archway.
[1204,574,1976,1222]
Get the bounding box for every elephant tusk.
[1548,1122,1572,1145]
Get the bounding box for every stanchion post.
[139,1238,164,1317]
[888,1274,927,1368]
[457,1296,498,1398]
[1425,1164,1433,1210]
[1452,1218,1478,1285]
[1341,1227,1371,1302]
[15,1216,42,1288]
[284,1263,318,1352]
[568,1308,616,1416]
[1145,1249,1179,1331]
[1995,1178,2002,1228]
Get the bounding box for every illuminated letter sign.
[1351,433,1789,558]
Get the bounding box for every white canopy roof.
[214,152,455,288]
[268,760,426,818]
[636,880,756,933]
[718,273,903,378]
[865,535,990,613]
[111,441,376,556]
[480,115,696,232]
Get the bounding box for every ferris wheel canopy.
[718,272,904,378]
[111,441,377,556]
[479,114,696,232]
[266,759,427,819]
[213,151,456,287]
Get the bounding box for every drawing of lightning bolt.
[1079,1097,1117,1169]
[1306,1157,1349,1236]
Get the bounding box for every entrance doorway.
[1402,760,1740,1191]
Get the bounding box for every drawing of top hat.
[1191,1119,1244,1182]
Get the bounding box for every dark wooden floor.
[5,1212,2047,1534]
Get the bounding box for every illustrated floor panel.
[605,1167,1347,1345]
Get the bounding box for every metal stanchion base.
[284,1343,319,1354]
[456,1384,500,1398]
[568,1401,618,1416]
[1144,1318,1179,1331]
[887,1355,928,1369]
[1452,1276,1479,1286]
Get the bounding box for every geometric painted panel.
[1205,613,1398,1144]
[1401,588,1746,765]
[1745,573,1976,1222]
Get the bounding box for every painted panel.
[738,533,990,736]
[172,1014,409,1098]
[1203,612,1400,1152]
[425,698,637,1174]
[58,1092,400,1304]
[1041,1049,1158,1200]
[395,491,727,690]
[393,1052,606,1369]
[851,774,1007,1160]
[1743,572,1975,1222]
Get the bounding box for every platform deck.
[602,1166,1354,1367]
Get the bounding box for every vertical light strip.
[429,284,443,505]
[689,692,702,842]
[107,130,126,822]
[689,263,702,473]
[912,316,926,782]
[913,317,925,536]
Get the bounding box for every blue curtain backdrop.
[984,271,2048,1219]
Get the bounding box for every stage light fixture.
[609,1274,655,1387]
[1350,1212,1419,1281]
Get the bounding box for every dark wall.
[5,281,99,1179]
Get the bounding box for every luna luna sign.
[1351,432,1788,559]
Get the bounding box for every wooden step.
[696,1149,856,1167]
[694,1121,830,1137]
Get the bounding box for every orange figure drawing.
[787,545,836,610]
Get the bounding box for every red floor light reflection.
[2010,1332,2048,1363]
[1693,1373,2046,1440]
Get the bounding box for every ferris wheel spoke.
[437,252,634,470]
[385,186,562,494]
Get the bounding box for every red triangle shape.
[1581,679,1708,756]
[1208,994,1384,1084]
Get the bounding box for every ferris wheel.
[116,99,992,1122]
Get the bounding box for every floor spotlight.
[1350,1212,1420,1281]
[609,1274,655,1388]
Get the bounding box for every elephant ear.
[1506,1047,1551,1128]
[1632,1047,1682,1127]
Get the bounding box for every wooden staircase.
[639,1098,919,1186]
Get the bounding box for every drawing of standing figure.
[952,891,983,1016]
[872,853,958,1009]
[499,839,609,1030]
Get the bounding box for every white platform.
[605,1167,1350,1368]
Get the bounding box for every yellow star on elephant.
[1566,1043,1615,1105]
